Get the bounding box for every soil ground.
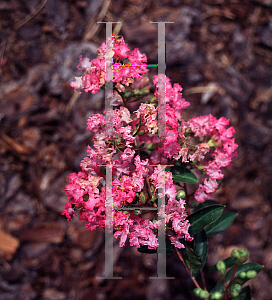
[0,0,272,299]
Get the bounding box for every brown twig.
[223,264,238,300]
[16,0,48,29]
[201,269,207,291]
[83,0,112,42]
[171,242,202,290]
[184,183,190,216]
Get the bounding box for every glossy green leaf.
[194,200,220,212]
[208,257,236,273]
[166,166,198,183]
[205,212,238,237]
[188,205,225,235]
[214,263,264,293]
[194,230,208,269]
[241,286,251,300]
[182,247,203,276]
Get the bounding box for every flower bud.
[140,192,146,204]
[150,196,157,202]
[216,260,226,275]
[230,289,239,298]
[176,190,186,200]
[134,209,141,215]
[239,271,246,278]
[235,249,248,264]
[246,270,257,279]
[238,248,248,257]
[192,288,202,296]
[199,290,210,299]
[231,249,240,259]
[150,96,157,103]
[230,283,242,298]
[146,143,154,150]
[210,292,223,299]
[231,283,242,293]
[138,130,145,136]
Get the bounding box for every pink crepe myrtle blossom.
[77,55,92,72]
[153,74,190,121]
[63,36,238,250]
[71,36,148,95]
[70,77,84,94]
[135,103,158,134]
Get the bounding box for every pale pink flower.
[204,162,224,180]
[189,143,210,161]
[203,178,218,194]
[70,77,84,93]
[194,187,210,202]
[77,55,92,72]
[86,114,105,133]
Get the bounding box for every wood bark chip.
[0,228,20,261]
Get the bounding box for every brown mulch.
[0,0,272,299]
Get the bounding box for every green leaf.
[214,263,264,293]
[188,205,225,235]
[241,286,251,300]
[194,230,208,265]
[194,230,208,271]
[182,247,203,276]
[194,200,220,212]
[166,166,198,183]
[208,257,236,273]
[205,212,238,237]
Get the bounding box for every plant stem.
[222,264,238,300]
[184,183,190,216]
[171,243,202,290]
[201,269,207,290]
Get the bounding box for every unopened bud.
[210,292,223,299]
[238,248,248,257]
[199,290,209,299]
[150,96,157,103]
[246,270,257,279]
[176,190,186,200]
[236,249,248,264]
[150,196,157,202]
[230,290,239,298]
[231,283,242,293]
[140,192,146,204]
[146,143,154,150]
[134,209,141,215]
[216,260,226,275]
[231,249,240,259]
[192,288,202,296]
[239,271,246,278]
[138,130,145,136]
[134,88,140,95]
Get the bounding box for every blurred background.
[0,0,272,299]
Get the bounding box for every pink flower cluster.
[182,115,238,202]
[64,36,238,250]
[70,36,148,94]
